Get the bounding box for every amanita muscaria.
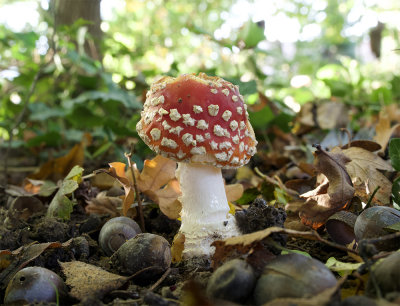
[136,73,257,258]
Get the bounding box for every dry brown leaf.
[97,162,135,216]
[316,101,348,129]
[85,191,122,217]
[299,146,355,229]
[341,140,381,152]
[334,146,393,205]
[152,179,182,219]
[225,183,244,202]
[212,227,319,269]
[90,171,119,190]
[28,133,91,182]
[0,242,62,290]
[60,261,130,301]
[136,155,177,192]
[373,109,400,153]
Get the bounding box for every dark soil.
[0,186,392,305]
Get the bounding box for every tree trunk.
[53,0,102,60]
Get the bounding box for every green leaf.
[92,142,113,158]
[392,177,400,207]
[225,78,257,96]
[236,187,260,205]
[65,165,84,182]
[281,249,312,258]
[26,131,62,148]
[248,106,274,130]
[325,257,363,276]
[389,138,400,171]
[63,90,141,110]
[28,103,67,121]
[39,181,58,197]
[237,20,265,48]
[47,166,83,220]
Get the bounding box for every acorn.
[206,259,256,303]
[4,267,67,304]
[98,216,142,256]
[253,253,337,305]
[354,206,400,251]
[326,211,357,245]
[111,233,171,281]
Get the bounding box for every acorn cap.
[136,73,257,168]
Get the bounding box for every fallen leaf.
[152,179,182,219]
[299,146,355,229]
[28,133,91,182]
[225,183,244,202]
[325,257,363,276]
[316,101,348,130]
[341,140,381,152]
[373,110,400,153]
[171,232,185,263]
[212,227,322,269]
[85,191,122,217]
[98,162,135,216]
[136,155,177,192]
[333,146,393,205]
[60,261,130,301]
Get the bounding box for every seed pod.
[99,216,142,256]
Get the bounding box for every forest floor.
[1,100,400,305]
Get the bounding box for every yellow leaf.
[137,155,177,192]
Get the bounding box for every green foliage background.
[1,0,400,166]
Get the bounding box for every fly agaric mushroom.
[136,73,257,258]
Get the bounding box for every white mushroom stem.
[176,162,240,258]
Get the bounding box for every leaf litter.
[1,101,400,305]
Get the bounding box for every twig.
[254,167,298,197]
[364,185,380,209]
[124,151,145,232]
[126,266,163,281]
[149,268,171,291]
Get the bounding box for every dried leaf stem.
[125,152,145,232]
[254,167,298,197]
[149,267,171,291]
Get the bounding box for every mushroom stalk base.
[176,162,240,258]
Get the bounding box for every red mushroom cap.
[136,73,257,168]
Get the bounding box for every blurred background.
[1,0,399,171]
